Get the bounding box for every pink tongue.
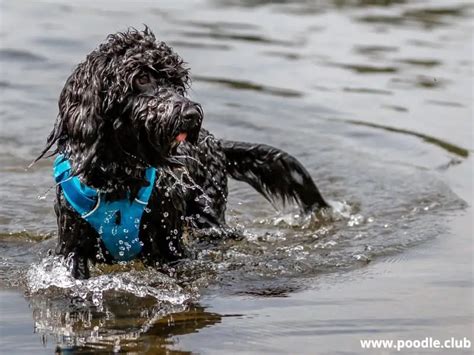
[175,132,187,142]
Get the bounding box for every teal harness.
[53,155,157,261]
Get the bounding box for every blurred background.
[0,0,472,354]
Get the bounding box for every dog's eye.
[135,73,151,86]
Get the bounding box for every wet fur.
[38,28,328,279]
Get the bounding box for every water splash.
[257,199,353,229]
[26,254,196,308]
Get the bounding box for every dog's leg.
[139,170,191,263]
[54,190,98,279]
[70,254,90,279]
[221,140,328,212]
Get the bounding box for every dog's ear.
[36,54,111,174]
[63,54,111,175]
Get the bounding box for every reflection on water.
[30,294,224,353]
[0,0,472,353]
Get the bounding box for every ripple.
[357,4,470,28]
[403,5,470,27]
[342,119,469,158]
[343,87,393,95]
[169,40,231,50]
[353,45,399,55]
[181,30,296,46]
[391,75,446,89]
[194,75,303,98]
[335,63,398,74]
[262,50,301,61]
[178,19,259,31]
[427,99,464,107]
[0,48,46,63]
[382,104,409,112]
[357,14,404,25]
[398,58,441,67]
[33,36,85,49]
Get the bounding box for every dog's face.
[49,28,203,173]
[111,37,203,166]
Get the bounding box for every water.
[0,0,473,353]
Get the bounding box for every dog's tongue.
[175,132,187,142]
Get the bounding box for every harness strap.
[53,156,97,216]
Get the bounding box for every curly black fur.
[37,27,328,278]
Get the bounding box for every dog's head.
[39,27,202,181]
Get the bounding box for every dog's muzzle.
[131,89,204,163]
[179,101,203,138]
[154,91,202,145]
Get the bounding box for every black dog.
[36,28,328,279]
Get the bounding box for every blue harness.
[53,155,157,262]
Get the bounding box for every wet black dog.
[36,28,328,279]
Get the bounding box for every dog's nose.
[182,105,201,123]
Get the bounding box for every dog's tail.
[221,140,329,213]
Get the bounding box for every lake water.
[0,0,472,353]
